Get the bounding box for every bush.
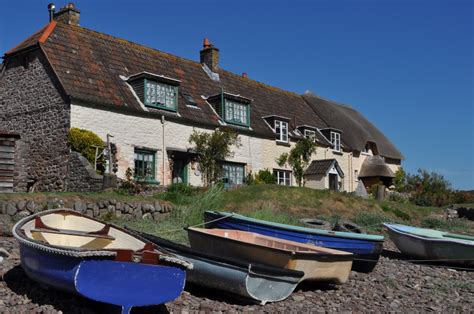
[406,169,454,207]
[68,128,105,173]
[254,169,275,184]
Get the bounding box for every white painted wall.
[70,104,400,191]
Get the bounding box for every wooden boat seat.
[31,216,115,240]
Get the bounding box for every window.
[304,129,316,140]
[362,144,370,154]
[275,120,288,142]
[144,79,178,111]
[330,131,341,152]
[224,99,249,126]
[354,169,359,182]
[134,149,156,182]
[222,163,245,188]
[273,170,291,186]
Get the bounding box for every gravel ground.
[0,236,472,313]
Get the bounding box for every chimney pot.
[54,2,80,26]
[47,3,56,22]
[200,38,219,71]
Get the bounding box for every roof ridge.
[305,93,354,110]
[220,68,302,98]
[59,23,207,69]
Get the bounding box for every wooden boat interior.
[21,211,146,251]
[190,228,351,255]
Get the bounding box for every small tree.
[189,128,241,186]
[276,138,316,187]
[393,167,407,192]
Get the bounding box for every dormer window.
[126,72,180,112]
[304,129,316,140]
[224,99,249,126]
[145,79,177,111]
[330,131,341,152]
[275,120,288,143]
[207,92,251,127]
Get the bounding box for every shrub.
[353,212,392,232]
[406,169,454,207]
[68,128,105,173]
[254,169,275,184]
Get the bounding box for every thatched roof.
[302,94,404,160]
[358,156,395,178]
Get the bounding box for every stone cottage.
[0,3,404,192]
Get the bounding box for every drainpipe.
[161,115,166,185]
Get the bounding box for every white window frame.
[330,131,341,152]
[362,143,370,154]
[304,129,316,140]
[274,170,291,186]
[275,120,288,143]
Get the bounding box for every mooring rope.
[153,212,236,234]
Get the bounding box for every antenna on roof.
[48,3,56,22]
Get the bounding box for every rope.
[12,209,117,258]
[154,212,235,234]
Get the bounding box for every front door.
[172,159,188,184]
[329,174,338,191]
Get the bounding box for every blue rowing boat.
[13,209,192,313]
[204,211,384,272]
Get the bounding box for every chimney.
[200,38,219,71]
[53,3,80,26]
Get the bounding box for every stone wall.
[0,198,172,226]
[0,50,70,192]
[65,152,103,192]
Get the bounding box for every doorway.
[329,173,338,191]
[172,158,188,184]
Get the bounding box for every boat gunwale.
[383,223,474,246]
[206,211,384,242]
[127,227,306,278]
[187,227,353,261]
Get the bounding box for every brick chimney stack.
[200,38,219,71]
[53,3,80,26]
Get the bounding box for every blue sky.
[1,0,473,189]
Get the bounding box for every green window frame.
[144,78,178,111]
[221,162,245,188]
[134,149,157,183]
[224,99,250,127]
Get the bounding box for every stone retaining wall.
[65,152,104,192]
[0,198,172,223]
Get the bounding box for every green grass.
[435,279,474,293]
[420,217,471,233]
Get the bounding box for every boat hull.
[19,244,186,312]
[187,228,353,284]
[132,230,303,304]
[384,224,474,265]
[205,211,383,272]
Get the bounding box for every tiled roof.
[3,21,402,158]
[305,159,344,177]
[36,22,326,138]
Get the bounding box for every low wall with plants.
[0,197,172,223]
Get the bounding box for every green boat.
[384,223,474,265]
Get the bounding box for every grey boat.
[128,229,304,305]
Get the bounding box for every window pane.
[134,150,155,181]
